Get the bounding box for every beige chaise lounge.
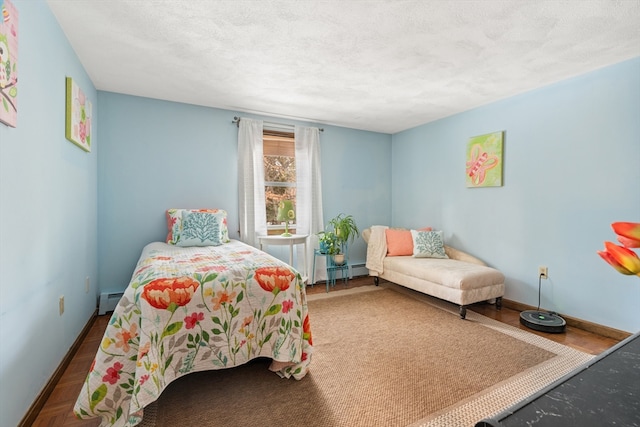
[363,227,505,319]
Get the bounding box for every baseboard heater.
[350,263,367,279]
[98,291,124,315]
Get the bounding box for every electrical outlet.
[59,295,65,315]
[538,266,548,279]
[85,276,90,293]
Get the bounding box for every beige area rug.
[139,284,593,427]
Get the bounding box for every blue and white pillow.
[166,208,230,245]
[411,230,448,259]
[176,211,224,247]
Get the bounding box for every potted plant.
[329,213,360,248]
[318,214,359,265]
[318,231,345,265]
[318,231,339,255]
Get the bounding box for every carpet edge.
[384,283,595,426]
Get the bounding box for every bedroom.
[0,1,639,426]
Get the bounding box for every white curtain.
[295,126,325,282]
[237,118,266,248]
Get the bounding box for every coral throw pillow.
[385,229,414,256]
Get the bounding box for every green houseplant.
[318,231,340,255]
[318,214,359,265]
[329,213,360,248]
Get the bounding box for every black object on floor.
[520,273,566,333]
[519,310,566,333]
[475,330,640,427]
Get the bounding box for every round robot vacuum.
[520,310,566,334]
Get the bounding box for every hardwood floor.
[30,276,620,427]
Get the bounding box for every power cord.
[536,273,543,313]
[536,274,558,316]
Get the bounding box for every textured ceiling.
[46,0,640,134]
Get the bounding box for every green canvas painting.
[466,131,503,188]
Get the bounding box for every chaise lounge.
[363,226,505,319]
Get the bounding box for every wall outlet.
[85,276,90,293]
[59,295,65,315]
[538,266,548,279]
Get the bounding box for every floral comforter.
[74,240,312,427]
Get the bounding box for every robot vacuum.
[520,310,566,333]
[520,273,566,334]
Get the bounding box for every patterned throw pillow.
[166,208,230,245]
[176,211,223,247]
[411,230,449,259]
[166,209,184,244]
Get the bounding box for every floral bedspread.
[74,240,312,427]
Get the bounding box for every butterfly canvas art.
[466,131,503,188]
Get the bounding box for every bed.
[74,210,312,427]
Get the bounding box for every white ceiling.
[46,0,640,134]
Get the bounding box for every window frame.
[263,130,296,235]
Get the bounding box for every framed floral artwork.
[0,0,18,128]
[466,131,503,188]
[65,77,92,152]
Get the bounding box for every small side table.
[311,250,349,292]
[258,234,308,281]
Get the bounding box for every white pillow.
[411,230,448,259]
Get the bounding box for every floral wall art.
[466,131,503,188]
[0,0,18,127]
[65,77,92,152]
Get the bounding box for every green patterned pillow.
[410,230,448,259]
[176,211,223,247]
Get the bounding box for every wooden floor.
[31,276,620,427]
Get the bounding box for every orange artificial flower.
[141,277,200,311]
[254,267,295,294]
[612,222,640,248]
[598,241,640,276]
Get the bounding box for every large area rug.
[138,284,593,427]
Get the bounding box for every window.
[264,130,296,235]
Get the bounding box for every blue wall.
[1,2,638,425]
[0,1,98,426]
[97,94,392,294]
[392,58,640,333]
